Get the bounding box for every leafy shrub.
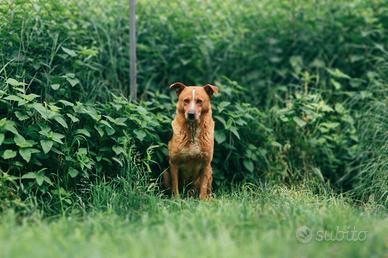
[0,77,359,209]
[270,92,358,185]
[0,78,170,211]
[210,80,358,187]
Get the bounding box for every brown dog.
[163,82,219,199]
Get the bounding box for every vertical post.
[129,0,137,101]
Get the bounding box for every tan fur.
[164,83,219,199]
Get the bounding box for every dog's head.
[170,82,219,123]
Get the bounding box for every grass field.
[1,185,386,258]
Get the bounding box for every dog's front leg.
[170,163,180,198]
[199,164,212,200]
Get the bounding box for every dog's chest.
[169,121,212,163]
[179,141,202,159]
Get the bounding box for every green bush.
[210,80,358,188]
[270,92,358,185]
[0,77,360,210]
[0,78,170,211]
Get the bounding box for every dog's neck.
[186,121,199,143]
[175,112,211,144]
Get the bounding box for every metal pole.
[129,0,137,101]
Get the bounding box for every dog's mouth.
[186,111,198,122]
[187,113,196,122]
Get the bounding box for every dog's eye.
[196,99,203,105]
[183,99,190,104]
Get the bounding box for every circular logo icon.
[296,226,312,244]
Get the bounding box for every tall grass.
[348,53,388,207]
[354,99,388,206]
[0,184,386,258]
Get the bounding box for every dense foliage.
[0,0,387,210]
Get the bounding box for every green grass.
[0,185,386,258]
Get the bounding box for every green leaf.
[215,131,226,144]
[317,101,333,112]
[0,133,4,145]
[100,120,113,128]
[58,100,74,107]
[112,157,123,167]
[3,120,18,135]
[52,132,65,144]
[22,169,48,186]
[68,168,79,178]
[15,111,29,121]
[327,68,351,80]
[293,117,307,127]
[230,128,240,139]
[112,145,125,155]
[335,103,346,114]
[22,172,36,179]
[6,78,27,87]
[14,135,35,148]
[61,47,77,57]
[50,84,60,90]
[289,55,303,74]
[105,126,115,136]
[32,103,50,120]
[243,160,254,173]
[3,150,17,159]
[4,95,25,104]
[217,101,231,113]
[330,79,342,90]
[39,126,51,137]
[64,75,80,87]
[54,116,68,128]
[321,122,340,129]
[66,114,79,123]
[134,129,146,141]
[36,174,44,186]
[114,117,127,126]
[214,116,227,127]
[75,129,91,137]
[74,105,101,121]
[19,148,39,163]
[20,93,39,102]
[40,140,54,154]
[104,116,127,126]
[77,148,88,156]
[44,176,53,186]
[13,134,26,147]
[94,125,104,137]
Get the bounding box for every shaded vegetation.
[0,0,387,212]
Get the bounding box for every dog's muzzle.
[187,110,196,121]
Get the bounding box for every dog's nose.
[187,111,196,120]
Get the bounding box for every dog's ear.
[203,84,219,98]
[169,82,186,96]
